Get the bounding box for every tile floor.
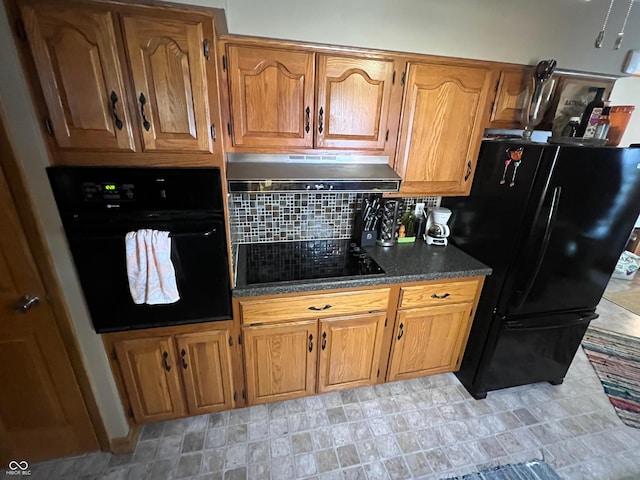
[29,278,640,480]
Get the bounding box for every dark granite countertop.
[232,241,492,298]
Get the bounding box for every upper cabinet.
[487,65,534,128]
[394,61,493,196]
[121,14,215,152]
[16,0,223,164]
[222,42,402,154]
[20,4,136,151]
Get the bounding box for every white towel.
[125,229,180,305]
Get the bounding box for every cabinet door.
[243,320,317,405]
[226,45,315,148]
[395,62,492,195]
[114,336,186,423]
[175,330,234,415]
[316,55,395,150]
[387,303,473,382]
[489,66,534,127]
[317,313,386,393]
[20,3,136,151]
[122,14,213,152]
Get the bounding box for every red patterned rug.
[581,326,640,428]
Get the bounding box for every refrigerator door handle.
[514,186,562,310]
[504,312,598,330]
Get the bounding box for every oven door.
[66,219,232,332]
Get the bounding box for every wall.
[214,0,638,76]
[0,0,638,443]
[609,77,640,146]
[0,8,130,439]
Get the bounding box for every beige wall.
[610,77,640,146]
[0,0,639,442]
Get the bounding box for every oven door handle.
[68,229,217,240]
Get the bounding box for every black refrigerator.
[442,140,640,399]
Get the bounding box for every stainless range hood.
[226,154,401,193]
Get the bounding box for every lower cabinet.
[108,325,235,423]
[387,303,473,381]
[387,278,483,382]
[242,311,387,405]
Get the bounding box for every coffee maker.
[425,207,452,246]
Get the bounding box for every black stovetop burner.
[244,239,384,285]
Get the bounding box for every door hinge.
[242,389,246,400]
[238,334,242,345]
[233,391,238,401]
[228,336,233,347]
[44,118,54,137]
[384,318,387,327]
[489,102,495,115]
[227,122,232,137]
[128,407,134,418]
[203,39,210,60]
[377,369,380,378]
[385,129,389,141]
[401,71,406,86]
[222,55,228,71]
[211,123,216,141]
[15,19,27,42]
[111,348,118,361]
[392,71,396,85]
[494,79,500,92]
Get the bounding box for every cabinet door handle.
[464,160,472,181]
[318,107,324,134]
[321,331,327,350]
[308,334,314,352]
[180,348,188,369]
[308,304,332,311]
[397,323,404,341]
[138,93,151,131]
[110,91,123,130]
[431,293,450,299]
[305,106,310,134]
[162,351,171,372]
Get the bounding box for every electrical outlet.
[414,202,425,217]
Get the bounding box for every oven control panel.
[81,182,136,202]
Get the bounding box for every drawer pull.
[308,334,314,352]
[431,293,451,299]
[308,304,332,311]
[397,323,404,341]
[321,331,327,350]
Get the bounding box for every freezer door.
[474,311,597,395]
[501,146,640,317]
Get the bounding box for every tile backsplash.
[229,193,440,244]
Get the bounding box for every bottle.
[561,117,581,137]
[595,104,611,140]
[577,87,605,138]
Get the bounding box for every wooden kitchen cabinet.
[238,287,391,404]
[395,61,493,196]
[108,323,236,423]
[175,331,234,416]
[223,42,400,153]
[114,336,186,423]
[121,13,216,152]
[243,320,318,405]
[16,0,221,162]
[19,3,137,151]
[488,65,534,128]
[387,278,484,382]
[317,312,386,393]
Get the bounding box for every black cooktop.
[243,239,384,285]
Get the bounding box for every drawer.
[240,288,390,325]
[399,279,479,309]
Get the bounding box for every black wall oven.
[47,166,232,333]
